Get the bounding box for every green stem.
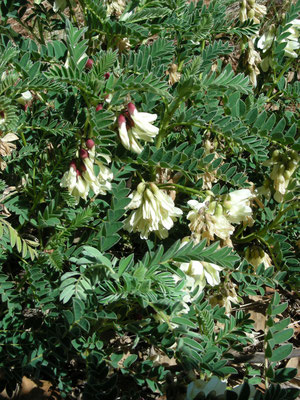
[266,59,293,99]
[158,182,204,196]
[156,95,186,149]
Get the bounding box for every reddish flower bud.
[76,169,82,177]
[86,139,95,149]
[79,148,89,159]
[127,102,136,115]
[85,58,94,70]
[96,103,103,111]
[104,72,110,80]
[24,104,29,112]
[70,161,77,170]
[118,114,126,126]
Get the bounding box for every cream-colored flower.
[118,103,159,154]
[247,40,261,87]
[187,199,234,244]
[80,145,113,196]
[264,149,299,202]
[166,64,181,85]
[246,245,272,269]
[0,133,19,170]
[118,114,143,154]
[60,162,89,203]
[222,189,254,224]
[127,103,159,141]
[16,91,32,106]
[257,25,276,53]
[103,0,126,17]
[123,182,182,239]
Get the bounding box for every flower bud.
[149,182,159,194]
[96,104,103,111]
[70,161,77,170]
[248,9,255,18]
[272,150,280,161]
[284,170,292,180]
[145,188,155,202]
[127,102,136,115]
[79,148,89,159]
[85,58,93,70]
[137,182,146,194]
[104,72,110,80]
[86,139,95,149]
[118,114,126,126]
[214,204,223,217]
[208,200,217,214]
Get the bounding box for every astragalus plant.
[0,0,299,398]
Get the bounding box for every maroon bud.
[104,72,110,80]
[79,148,89,159]
[96,103,103,111]
[76,169,82,177]
[127,102,136,115]
[118,114,126,126]
[86,139,95,149]
[70,161,77,170]
[24,104,29,112]
[85,58,94,70]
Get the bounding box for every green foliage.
[0,0,299,398]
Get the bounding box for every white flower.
[257,25,276,53]
[16,91,32,105]
[222,189,254,224]
[80,146,113,196]
[60,162,90,204]
[123,182,182,239]
[117,103,159,154]
[177,237,223,294]
[186,376,227,399]
[128,102,159,140]
[118,115,143,154]
[60,161,77,192]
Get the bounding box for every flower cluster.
[123,182,182,239]
[103,0,126,18]
[118,103,159,154]
[187,189,255,246]
[258,19,300,71]
[187,198,235,246]
[60,140,113,204]
[246,39,262,87]
[239,0,266,24]
[261,149,299,202]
